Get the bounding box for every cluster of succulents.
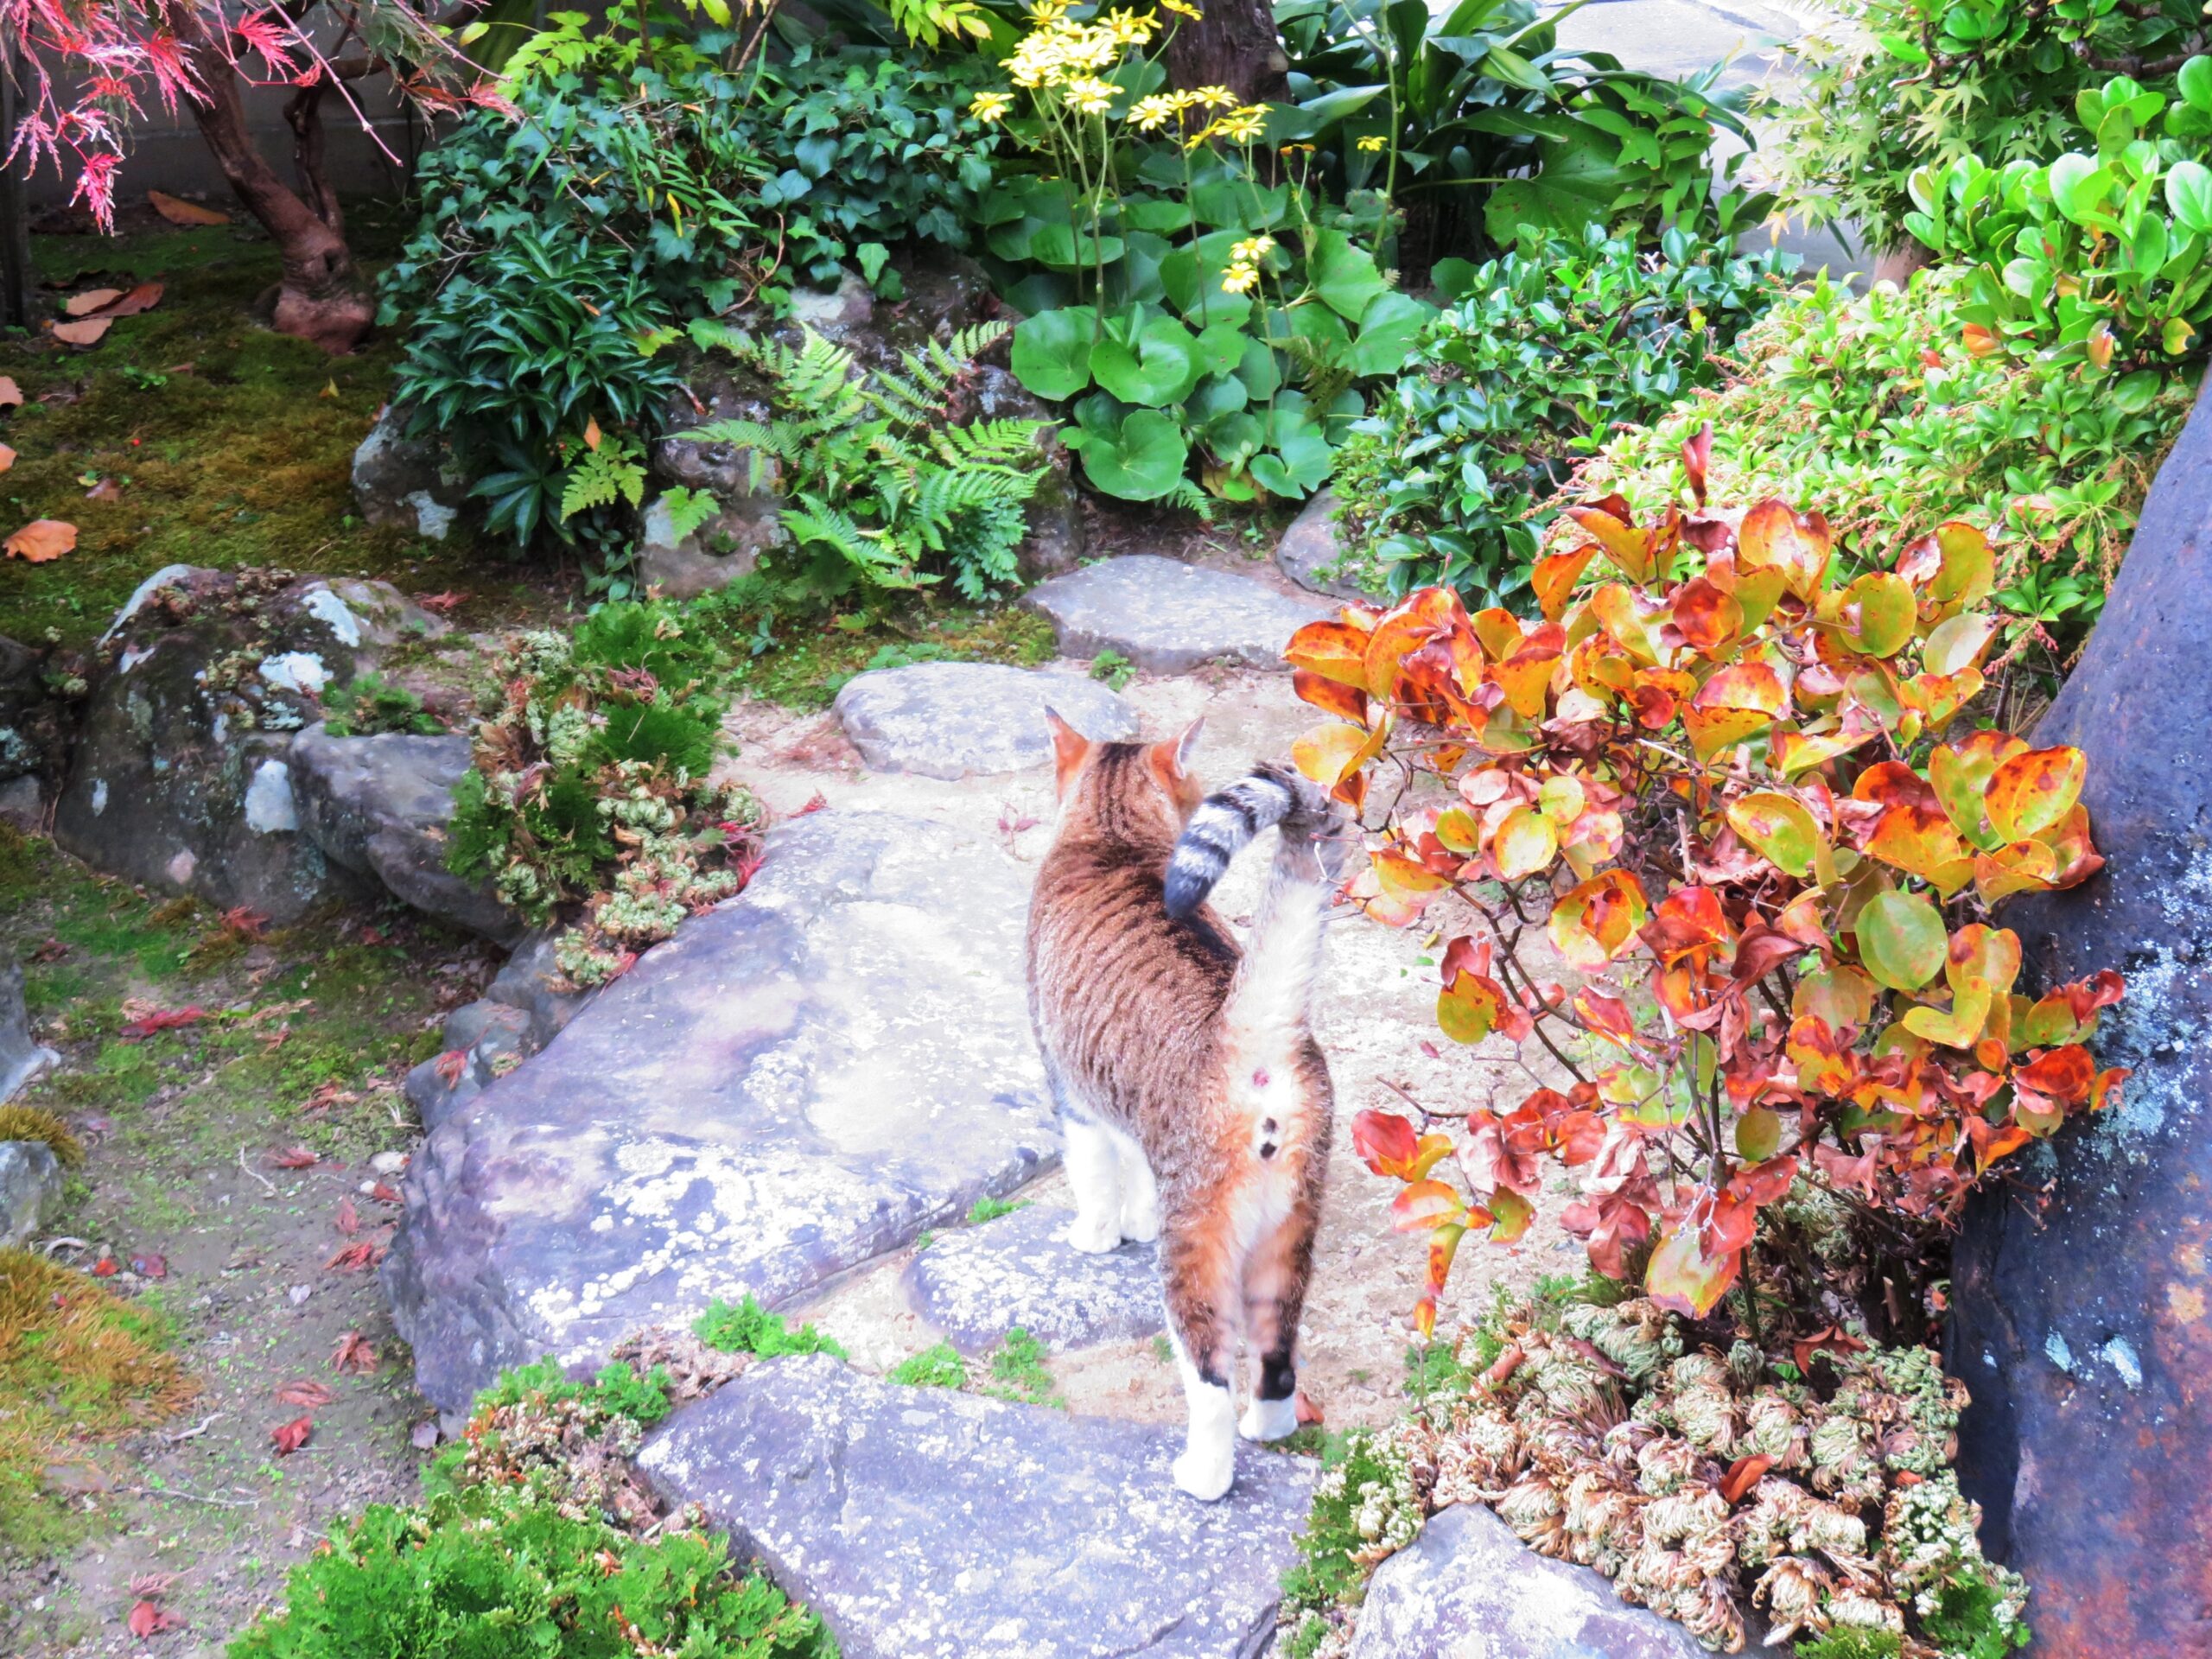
[444,603,766,987]
[1286,1295,2026,1659]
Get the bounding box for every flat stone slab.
[904,1203,1164,1353]
[1275,489,1369,602]
[639,1353,1316,1659]
[1348,1503,1712,1659]
[1023,555,1332,674]
[381,810,1058,1412]
[833,661,1138,780]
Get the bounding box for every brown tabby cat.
[1026,714,1340,1500]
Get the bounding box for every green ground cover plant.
[693,1294,849,1360]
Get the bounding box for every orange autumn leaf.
[4,519,74,563]
[51,316,111,346]
[0,376,20,408]
[63,288,123,316]
[149,188,229,226]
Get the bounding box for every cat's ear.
[1046,709,1092,797]
[1148,718,1204,788]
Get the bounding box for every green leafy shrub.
[474,1357,675,1427]
[1763,0,2208,254]
[321,673,441,738]
[683,323,1051,600]
[1274,0,1771,275]
[227,1480,836,1659]
[1904,67,2212,365]
[445,603,762,983]
[1332,225,1796,605]
[693,1294,848,1361]
[1583,267,2193,658]
[887,1344,968,1389]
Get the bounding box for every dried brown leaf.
[4,519,74,563]
[149,189,229,226]
[51,317,111,346]
[63,288,123,317]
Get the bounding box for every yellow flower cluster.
[1126,85,1236,132]
[1005,1,1156,93]
[1187,100,1268,149]
[1223,232,1274,294]
[1356,134,1388,153]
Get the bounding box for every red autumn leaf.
[331,1330,378,1374]
[2014,1045,2097,1104]
[276,1379,337,1408]
[268,1146,319,1169]
[794,792,830,817]
[1792,1324,1869,1376]
[1644,1217,1741,1319]
[1720,1453,1776,1504]
[1680,422,1713,505]
[120,1004,204,1040]
[149,188,229,226]
[324,1241,383,1272]
[413,589,468,613]
[1351,1109,1452,1181]
[334,1198,361,1236]
[129,1252,167,1279]
[128,1599,181,1637]
[369,1182,403,1204]
[1389,1179,1465,1234]
[271,1415,313,1455]
[433,1048,469,1086]
[90,1253,118,1277]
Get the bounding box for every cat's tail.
[1162,763,1338,921]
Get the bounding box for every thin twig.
[160,1412,224,1445]
[239,1146,277,1196]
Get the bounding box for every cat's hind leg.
[1239,1116,1328,1443]
[1113,1130,1160,1244]
[1161,1213,1241,1500]
[1063,1112,1126,1255]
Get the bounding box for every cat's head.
[1045,711,1205,834]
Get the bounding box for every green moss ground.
[0,207,496,651]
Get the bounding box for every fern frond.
[558,436,647,521]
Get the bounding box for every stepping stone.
[1551,0,1804,89]
[639,1353,1316,1659]
[1023,555,1333,674]
[904,1203,1164,1353]
[1347,1503,1712,1659]
[834,661,1138,780]
[381,810,1058,1412]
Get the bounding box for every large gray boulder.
[833,661,1138,779]
[0,1140,61,1248]
[1347,1504,1713,1659]
[1023,556,1332,673]
[639,1353,1315,1659]
[903,1202,1163,1353]
[288,723,519,944]
[1,963,59,1104]
[381,810,1058,1411]
[0,632,61,785]
[54,569,450,923]
[636,490,788,602]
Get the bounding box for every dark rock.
[53,569,448,922]
[1275,490,1368,601]
[380,811,1058,1412]
[484,931,597,1045]
[1950,376,2212,1656]
[0,775,39,830]
[351,406,466,540]
[0,632,60,783]
[903,1204,1163,1353]
[1023,556,1332,674]
[833,662,1138,779]
[289,723,519,945]
[1,963,59,1104]
[1347,1504,1712,1659]
[638,1353,1314,1659]
[636,491,785,602]
[0,1140,61,1248]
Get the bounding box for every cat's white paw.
[1173,1441,1236,1502]
[1118,1193,1160,1243]
[1239,1394,1300,1443]
[1067,1211,1122,1255]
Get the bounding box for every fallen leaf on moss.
[0,443,13,474]
[0,376,19,408]
[149,189,228,226]
[119,1003,203,1039]
[4,518,75,562]
[50,317,111,346]
[64,288,123,316]
[100,283,164,318]
[85,478,118,500]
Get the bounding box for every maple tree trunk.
[1164,0,1287,107]
[167,2,372,353]
[0,45,33,331]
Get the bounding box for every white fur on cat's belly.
[1240,1393,1300,1442]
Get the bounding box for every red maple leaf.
[120,1005,204,1041]
[793,791,830,817]
[334,1198,360,1236]
[414,590,468,613]
[275,1379,336,1408]
[324,1241,383,1272]
[331,1331,378,1374]
[129,1252,166,1279]
[268,1145,319,1169]
[127,1599,181,1637]
[433,1049,470,1086]
[90,1253,118,1277]
[368,1182,403,1205]
[270,1415,313,1455]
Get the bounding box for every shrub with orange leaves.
[1294,427,2126,1336]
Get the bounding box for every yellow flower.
[1103,7,1156,45]
[1221,263,1262,295]
[1128,93,1182,132]
[1356,134,1387,153]
[1230,233,1275,264]
[1064,75,1117,115]
[1194,84,1237,109]
[1027,0,1069,19]
[970,91,1015,124]
[1214,105,1267,143]
[1160,0,1201,16]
